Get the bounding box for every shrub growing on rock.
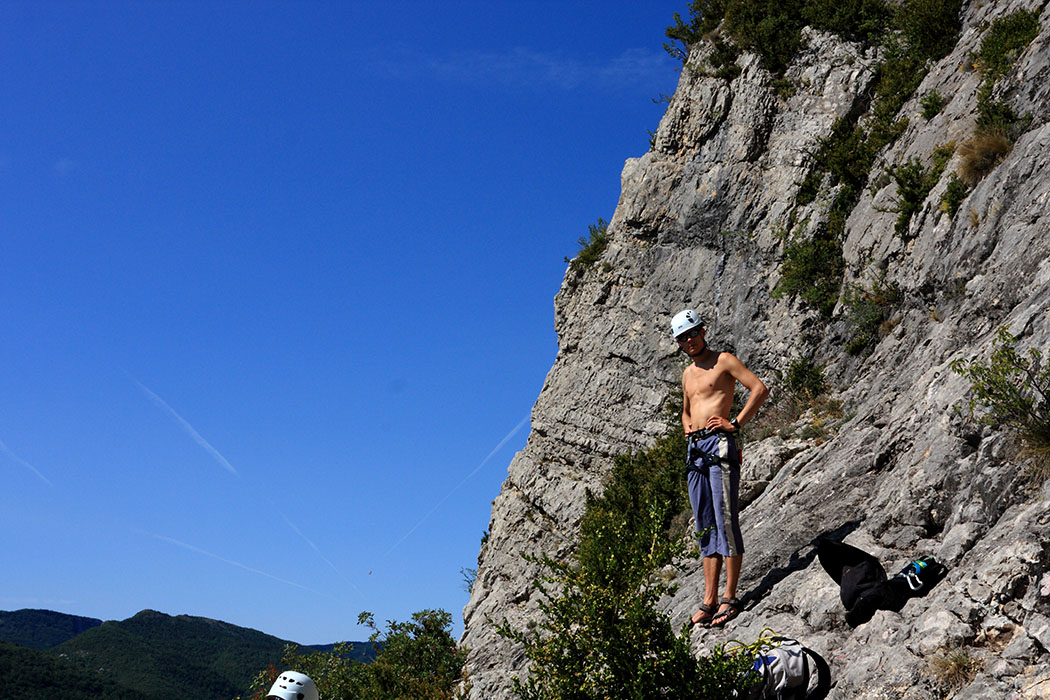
[843,274,901,355]
[970,9,1040,85]
[889,143,953,237]
[939,173,969,218]
[920,89,947,119]
[951,328,1050,481]
[497,401,754,699]
[565,218,610,276]
[785,357,827,401]
[773,233,844,318]
[956,10,1042,185]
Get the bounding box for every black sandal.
[688,603,717,628]
[709,597,740,628]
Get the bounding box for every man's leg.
[723,554,742,601]
[703,554,723,606]
[687,444,721,625]
[691,554,722,625]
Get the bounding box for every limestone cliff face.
[462,2,1050,698]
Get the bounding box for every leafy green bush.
[664,0,728,61]
[242,610,467,700]
[971,10,1040,85]
[975,97,1030,141]
[708,36,743,79]
[951,328,1050,481]
[802,0,892,42]
[889,144,952,237]
[895,0,963,61]
[921,89,947,119]
[939,173,969,218]
[565,218,609,275]
[972,11,1036,144]
[497,401,754,699]
[722,1,808,76]
[785,357,827,401]
[665,0,895,76]
[843,274,901,355]
[773,233,844,317]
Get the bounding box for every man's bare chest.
[685,366,733,396]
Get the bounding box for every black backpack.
[816,537,948,627]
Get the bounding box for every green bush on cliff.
[921,89,947,119]
[664,0,962,76]
[957,9,1042,186]
[843,273,901,355]
[241,610,467,700]
[889,143,953,238]
[497,398,753,699]
[772,232,844,318]
[785,356,827,401]
[565,218,610,276]
[971,10,1041,87]
[665,0,896,75]
[951,328,1050,481]
[939,173,969,217]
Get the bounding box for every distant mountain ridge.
[0,608,101,649]
[0,607,372,700]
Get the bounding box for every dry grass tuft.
[1019,444,1050,482]
[958,132,1012,185]
[930,647,979,692]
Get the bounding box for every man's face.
[676,326,705,355]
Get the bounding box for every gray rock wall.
[462,2,1050,698]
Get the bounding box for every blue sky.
[1,0,685,645]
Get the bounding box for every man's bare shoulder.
[715,351,744,369]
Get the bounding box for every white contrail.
[152,533,334,599]
[134,380,238,476]
[131,375,360,595]
[0,438,52,486]
[271,507,364,597]
[384,414,530,557]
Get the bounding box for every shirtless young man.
[672,309,768,629]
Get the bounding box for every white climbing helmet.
[671,309,703,338]
[267,671,319,700]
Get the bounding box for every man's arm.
[681,376,693,434]
[703,354,769,432]
[727,355,768,427]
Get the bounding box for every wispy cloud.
[0,438,52,486]
[152,533,333,598]
[134,380,238,476]
[384,414,530,556]
[364,45,673,91]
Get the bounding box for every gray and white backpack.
[735,635,830,700]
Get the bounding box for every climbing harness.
[684,429,741,473]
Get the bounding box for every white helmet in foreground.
[671,309,703,338]
[267,671,318,700]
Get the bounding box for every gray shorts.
[686,430,743,558]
